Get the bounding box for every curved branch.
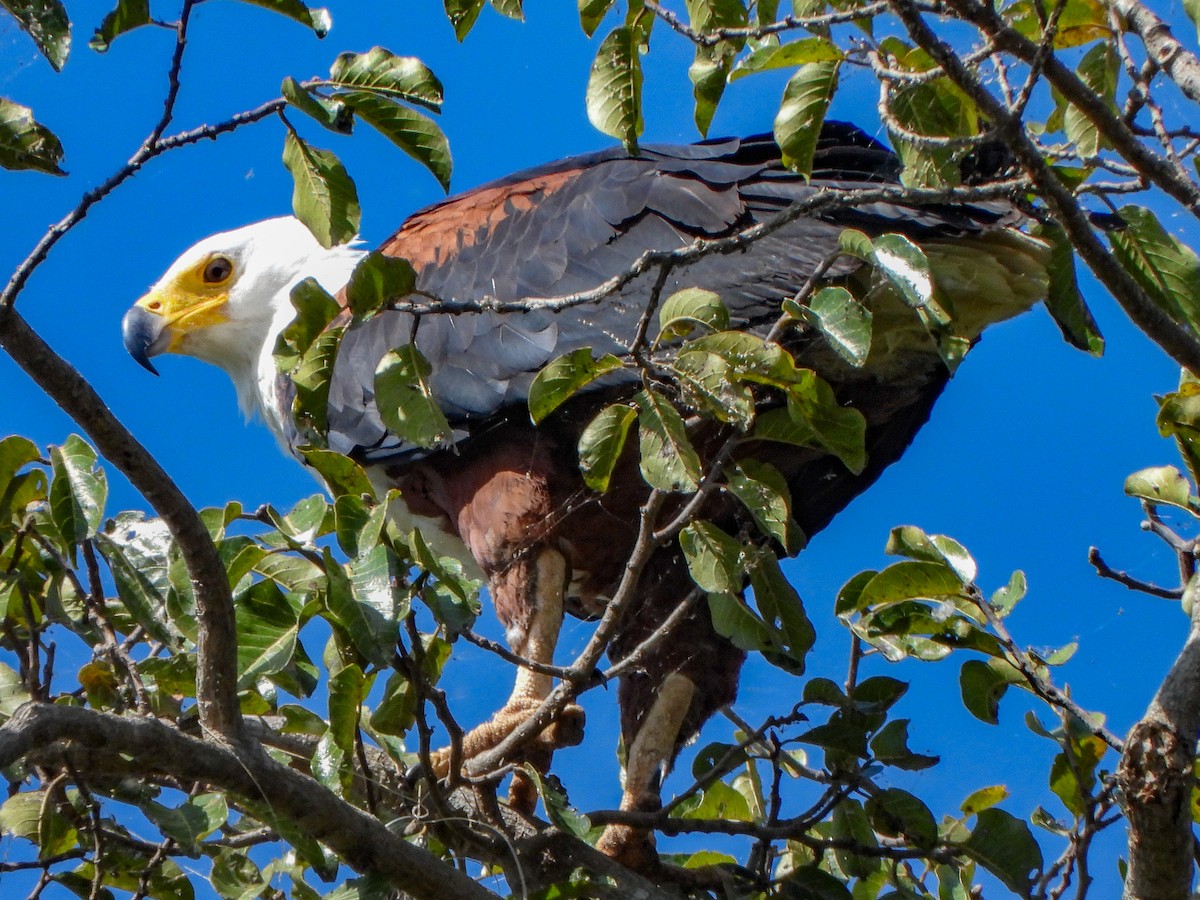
[0,703,499,900]
[0,309,242,740]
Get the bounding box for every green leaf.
[1064,43,1116,157]
[731,37,842,81]
[410,529,480,633]
[579,0,615,36]
[1124,465,1194,511]
[884,525,976,583]
[333,494,386,558]
[707,592,776,652]
[872,233,950,325]
[142,794,228,852]
[299,447,375,499]
[93,531,176,646]
[275,278,340,374]
[587,25,643,151]
[1157,376,1200,486]
[338,91,452,191]
[520,765,591,837]
[853,560,967,611]
[282,132,360,249]
[324,546,401,667]
[0,662,30,720]
[672,351,755,428]
[725,460,799,551]
[689,54,729,138]
[375,344,453,449]
[959,658,1022,724]
[235,581,301,690]
[870,719,938,770]
[962,808,1043,893]
[345,251,417,319]
[90,0,150,50]
[778,865,855,899]
[677,779,752,822]
[636,389,702,492]
[578,402,637,492]
[2,0,69,68]
[830,798,878,879]
[865,788,938,847]
[1111,206,1200,339]
[444,0,484,39]
[748,548,814,671]
[1033,222,1103,355]
[291,327,344,442]
[49,435,106,557]
[801,286,872,366]
[658,287,729,341]
[329,47,444,110]
[281,76,351,133]
[780,372,866,473]
[528,349,625,423]
[236,0,330,36]
[490,0,523,20]
[680,521,744,593]
[0,96,64,175]
[211,849,267,900]
[774,60,839,176]
[991,569,1027,616]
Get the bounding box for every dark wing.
[318,122,1017,464]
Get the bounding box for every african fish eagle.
[122,123,1049,870]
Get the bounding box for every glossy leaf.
[282,76,352,134]
[444,0,484,39]
[578,402,637,492]
[1124,465,1194,511]
[299,447,374,499]
[579,0,616,36]
[48,435,106,557]
[528,349,625,423]
[3,0,69,68]
[748,549,815,671]
[680,521,744,593]
[588,26,643,151]
[885,525,976,583]
[636,389,702,492]
[234,580,301,689]
[338,90,452,190]
[291,326,343,441]
[345,251,417,319]
[0,96,64,175]
[802,286,872,366]
[375,344,452,449]
[872,233,949,325]
[282,132,360,249]
[731,37,842,81]
[1111,206,1200,338]
[236,0,330,36]
[93,530,176,646]
[275,278,340,373]
[324,546,401,667]
[672,350,755,428]
[520,765,591,838]
[960,658,1022,724]
[774,60,839,176]
[725,460,799,550]
[142,794,228,853]
[871,719,938,770]
[658,287,729,342]
[853,560,966,611]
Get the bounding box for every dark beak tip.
[122,305,165,376]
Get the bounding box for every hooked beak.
[121,304,169,375]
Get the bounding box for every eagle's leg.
[428,545,586,810]
[597,565,746,870]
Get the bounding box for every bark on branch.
[0,703,498,900]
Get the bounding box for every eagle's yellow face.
[132,251,237,355]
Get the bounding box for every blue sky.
[0,0,1191,892]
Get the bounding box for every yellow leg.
[430,547,585,810]
[598,672,696,869]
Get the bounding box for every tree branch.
[0,703,499,900]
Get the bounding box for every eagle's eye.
[202,255,234,285]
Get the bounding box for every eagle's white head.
[122,217,365,427]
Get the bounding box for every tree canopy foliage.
[4,0,1200,898]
